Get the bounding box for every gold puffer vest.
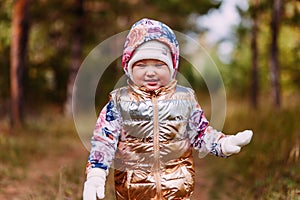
[111,80,197,200]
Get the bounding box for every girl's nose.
[145,66,156,76]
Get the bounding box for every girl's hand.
[83,168,106,200]
[220,130,253,156]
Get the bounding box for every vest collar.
[128,79,177,99]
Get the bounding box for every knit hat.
[127,40,173,79]
[122,18,179,80]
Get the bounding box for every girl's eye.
[136,63,146,68]
[155,63,165,67]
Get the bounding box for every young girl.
[83,18,253,200]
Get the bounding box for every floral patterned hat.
[122,18,179,79]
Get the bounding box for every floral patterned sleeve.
[86,100,121,173]
[188,103,227,158]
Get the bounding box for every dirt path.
[0,140,88,200]
[192,154,212,200]
[0,141,211,200]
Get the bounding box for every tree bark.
[64,0,84,117]
[269,0,281,107]
[10,0,29,127]
[250,0,259,108]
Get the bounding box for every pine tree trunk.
[64,0,84,117]
[269,0,281,107]
[10,0,29,127]
[250,0,259,108]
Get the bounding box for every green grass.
[204,96,300,200]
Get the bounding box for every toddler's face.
[132,59,171,91]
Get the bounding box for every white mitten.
[83,168,107,200]
[221,130,253,156]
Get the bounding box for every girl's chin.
[144,84,160,91]
[145,86,160,91]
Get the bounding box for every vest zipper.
[152,95,162,199]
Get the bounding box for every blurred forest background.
[0,0,300,199]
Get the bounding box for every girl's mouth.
[145,80,158,86]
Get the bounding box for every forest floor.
[0,133,88,200]
[192,157,212,200]
[0,116,212,200]
[1,95,300,200]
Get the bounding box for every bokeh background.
[0,0,299,199]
